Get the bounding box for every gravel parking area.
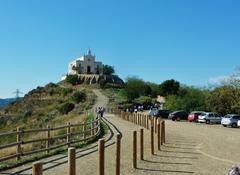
[165,120,240,174]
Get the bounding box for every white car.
[238,120,240,127]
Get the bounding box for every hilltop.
[0,82,96,132]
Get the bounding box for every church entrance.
[96,65,100,74]
[87,66,91,74]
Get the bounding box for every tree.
[65,74,79,85]
[122,77,146,102]
[164,86,209,112]
[208,86,238,115]
[58,102,75,114]
[159,79,180,96]
[220,67,240,89]
[71,91,86,103]
[147,82,159,98]
[102,65,115,75]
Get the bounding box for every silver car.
[221,114,240,127]
[198,112,221,124]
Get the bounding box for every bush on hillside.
[99,79,107,89]
[65,74,79,85]
[45,82,58,89]
[71,91,87,103]
[58,102,75,114]
[60,88,73,96]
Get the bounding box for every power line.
[13,89,23,99]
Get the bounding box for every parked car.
[238,120,240,127]
[187,111,205,122]
[221,114,240,127]
[168,111,188,121]
[205,113,222,124]
[198,112,221,123]
[155,109,171,118]
[148,108,158,116]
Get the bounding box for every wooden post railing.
[151,126,154,155]
[46,125,50,153]
[91,119,94,136]
[132,131,137,169]
[98,139,105,175]
[0,116,101,163]
[83,122,86,140]
[140,129,144,160]
[157,123,161,151]
[115,134,121,175]
[32,161,43,175]
[68,148,76,175]
[16,127,21,161]
[67,122,71,147]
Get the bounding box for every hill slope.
[0,82,96,132]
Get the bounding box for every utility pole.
[13,89,23,99]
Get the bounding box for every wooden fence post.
[98,139,105,175]
[16,127,21,161]
[157,123,161,151]
[155,118,157,133]
[46,125,50,153]
[151,126,154,155]
[163,120,166,144]
[133,131,137,168]
[67,122,71,147]
[144,115,146,128]
[139,114,141,125]
[32,161,43,175]
[146,116,149,129]
[91,119,94,136]
[83,122,86,140]
[68,148,76,175]
[161,121,164,145]
[115,134,121,175]
[140,129,144,160]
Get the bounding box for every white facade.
[68,49,103,75]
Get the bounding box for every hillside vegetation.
[0,82,96,132]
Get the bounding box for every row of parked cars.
[150,109,240,128]
[187,111,240,128]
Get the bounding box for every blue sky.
[0,0,240,98]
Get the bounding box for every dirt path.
[2,90,240,175]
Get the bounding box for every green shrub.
[99,79,107,89]
[45,82,58,88]
[58,102,75,114]
[60,88,73,96]
[71,91,86,103]
[65,74,79,85]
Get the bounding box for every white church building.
[68,49,103,75]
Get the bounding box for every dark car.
[168,110,188,121]
[155,109,171,118]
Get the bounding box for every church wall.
[68,50,103,74]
